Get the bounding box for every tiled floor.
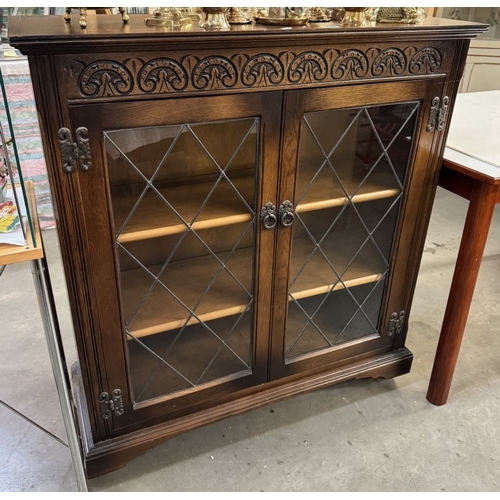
[1,186,500,491]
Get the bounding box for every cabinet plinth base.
[79,347,412,479]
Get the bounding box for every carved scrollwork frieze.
[241,54,284,87]
[79,60,133,97]
[409,47,442,74]
[331,49,369,80]
[138,58,188,93]
[74,44,444,98]
[192,56,238,90]
[371,48,406,77]
[288,51,328,84]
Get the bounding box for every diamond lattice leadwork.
[105,118,259,402]
[286,102,419,359]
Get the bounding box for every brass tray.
[255,17,309,26]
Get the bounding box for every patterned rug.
[0,58,54,229]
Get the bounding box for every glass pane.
[286,101,418,360]
[105,118,259,403]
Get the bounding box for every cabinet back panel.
[106,119,259,189]
[127,311,253,404]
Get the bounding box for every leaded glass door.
[70,93,280,431]
[271,81,439,378]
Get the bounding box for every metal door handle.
[260,202,277,229]
[279,200,295,227]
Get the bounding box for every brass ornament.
[377,7,427,24]
[227,7,252,24]
[63,7,129,29]
[341,8,370,27]
[199,7,230,30]
[304,7,330,22]
[144,7,193,28]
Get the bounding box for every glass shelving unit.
[0,66,39,266]
[0,62,87,491]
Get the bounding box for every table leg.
[427,180,499,405]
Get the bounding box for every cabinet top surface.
[8,15,488,54]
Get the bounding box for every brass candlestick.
[341,7,370,27]
[304,7,330,22]
[144,7,192,27]
[199,7,230,29]
[227,7,252,24]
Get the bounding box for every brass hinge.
[437,96,449,132]
[388,310,405,337]
[58,126,92,173]
[99,389,124,419]
[427,96,449,132]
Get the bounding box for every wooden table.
[427,90,500,406]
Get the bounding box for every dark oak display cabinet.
[8,15,486,477]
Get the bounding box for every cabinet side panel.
[386,39,473,347]
[26,55,109,443]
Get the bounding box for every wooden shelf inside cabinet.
[0,182,43,266]
[113,176,255,243]
[121,244,253,338]
[288,234,386,301]
[296,161,402,214]
[113,166,401,246]
[122,228,386,339]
